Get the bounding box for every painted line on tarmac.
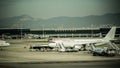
[1,59,120,64]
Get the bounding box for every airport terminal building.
[0,27,120,39]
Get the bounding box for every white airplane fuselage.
[49,27,116,48]
[49,38,105,48]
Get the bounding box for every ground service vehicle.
[29,45,54,52]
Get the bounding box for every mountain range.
[0,13,120,29]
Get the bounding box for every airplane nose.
[6,43,10,45]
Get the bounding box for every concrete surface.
[0,39,120,63]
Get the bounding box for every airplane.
[0,40,10,50]
[48,27,117,52]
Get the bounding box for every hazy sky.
[0,0,120,19]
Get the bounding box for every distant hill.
[0,13,120,29]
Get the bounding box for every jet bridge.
[57,43,79,52]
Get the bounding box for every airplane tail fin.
[104,27,116,41]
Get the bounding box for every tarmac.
[0,39,120,64]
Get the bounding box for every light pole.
[42,25,44,38]
[20,18,25,40]
[91,24,93,38]
[20,23,22,40]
